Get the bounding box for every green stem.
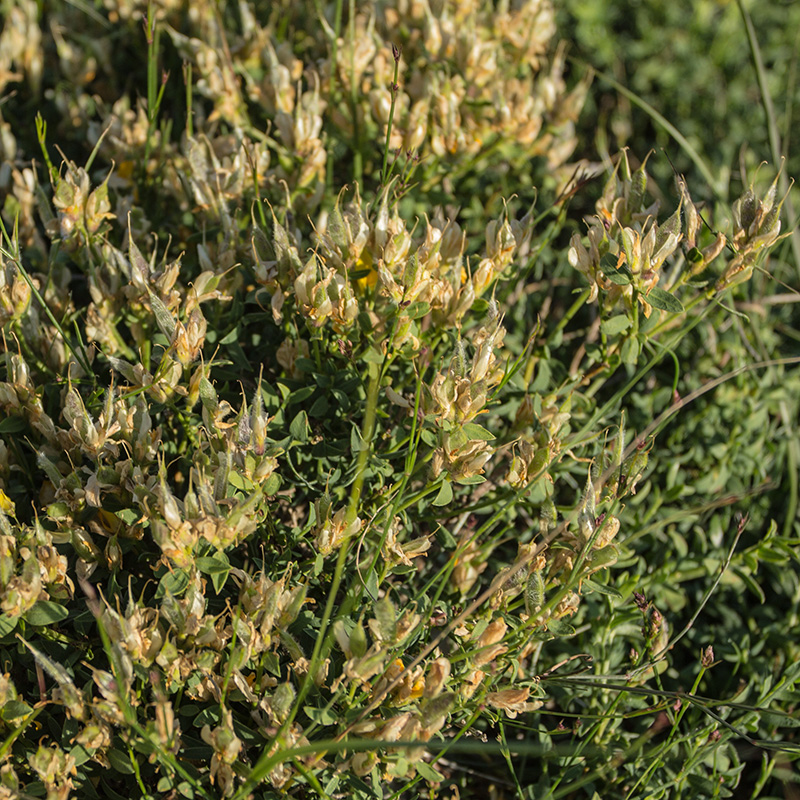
[3,248,94,378]
[348,0,362,185]
[381,46,401,186]
[548,288,590,344]
[143,2,167,172]
[780,399,799,538]
[245,366,382,794]
[624,665,709,799]
[183,60,193,139]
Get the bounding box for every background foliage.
[0,1,799,799]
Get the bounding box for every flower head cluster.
[569,151,787,315]
[716,168,790,290]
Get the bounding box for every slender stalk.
[548,287,591,345]
[348,0,362,184]
[381,45,402,187]
[240,365,381,797]
[142,2,168,171]
[183,60,193,139]
[0,228,94,377]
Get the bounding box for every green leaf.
[435,525,457,548]
[304,705,338,726]
[620,228,637,269]
[313,372,331,388]
[373,596,395,640]
[227,470,247,490]
[621,336,641,365]
[331,387,351,411]
[365,568,379,601]
[361,347,383,364]
[405,301,431,319]
[263,652,281,677]
[193,707,222,728]
[416,761,445,782]
[432,480,453,507]
[116,508,139,526]
[600,314,632,336]
[211,569,229,594]
[0,613,18,637]
[70,744,93,767]
[0,416,25,433]
[46,501,71,520]
[446,425,468,450]
[645,286,684,312]
[547,618,575,637]
[155,569,191,599]
[290,410,310,443]
[147,289,177,338]
[760,711,800,728]
[420,428,437,448]
[107,748,136,774]
[351,424,366,453]
[199,377,217,411]
[219,326,240,346]
[195,554,230,575]
[313,553,325,577]
[263,472,281,495]
[23,601,69,626]
[309,395,329,417]
[599,253,632,285]
[196,554,230,594]
[581,578,623,598]
[461,422,495,441]
[0,700,32,722]
[732,567,765,603]
[287,386,315,405]
[454,475,486,486]
[176,781,195,799]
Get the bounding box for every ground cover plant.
[0,1,799,798]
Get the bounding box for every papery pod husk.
[348,617,368,659]
[372,595,397,643]
[628,155,650,214]
[421,691,456,728]
[333,618,352,658]
[213,450,232,501]
[655,202,682,252]
[525,568,546,616]
[539,498,557,535]
[270,681,296,723]
[589,544,619,572]
[278,583,308,628]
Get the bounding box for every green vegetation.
[0,1,798,798]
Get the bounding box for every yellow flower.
[354,247,378,291]
[0,488,14,515]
